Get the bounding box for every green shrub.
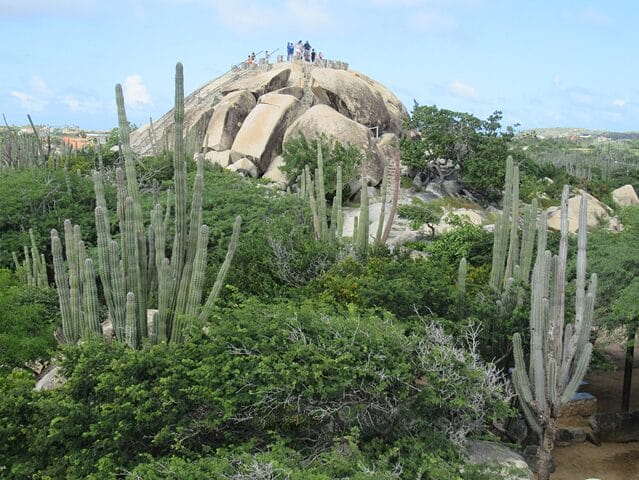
[0,167,102,268]
[0,269,58,372]
[281,134,361,197]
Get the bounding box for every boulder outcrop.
[130,60,408,183]
[310,68,390,130]
[230,93,301,173]
[203,90,256,152]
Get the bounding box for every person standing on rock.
[287,42,294,61]
[264,50,270,64]
[295,40,303,60]
[311,49,316,63]
[303,40,311,61]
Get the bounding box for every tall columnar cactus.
[355,166,369,254]
[51,224,102,344]
[13,229,49,288]
[50,62,241,347]
[489,156,538,306]
[456,257,467,314]
[512,187,596,480]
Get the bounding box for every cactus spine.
[512,187,596,480]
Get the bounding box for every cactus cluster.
[489,156,538,310]
[512,186,596,480]
[303,141,343,242]
[12,229,49,289]
[51,63,242,347]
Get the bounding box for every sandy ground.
[550,341,639,479]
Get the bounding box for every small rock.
[35,366,65,391]
[555,427,587,447]
[466,440,533,480]
[227,157,259,178]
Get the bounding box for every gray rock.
[506,416,529,444]
[466,440,533,480]
[425,182,445,198]
[442,179,462,196]
[589,411,639,443]
[412,172,430,188]
[35,366,65,391]
[555,427,587,447]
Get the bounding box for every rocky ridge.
[130,59,407,186]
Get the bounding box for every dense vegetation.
[2,95,638,478]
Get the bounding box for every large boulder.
[220,65,291,98]
[351,71,409,135]
[612,184,639,208]
[547,191,612,232]
[310,68,390,130]
[230,93,301,173]
[284,104,384,185]
[203,90,256,151]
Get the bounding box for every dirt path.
[551,342,639,479]
[552,442,639,480]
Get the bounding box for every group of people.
[287,41,323,63]
[243,41,324,67]
[245,50,270,65]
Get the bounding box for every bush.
[0,269,58,372]
[281,134,362,197]
[1,299,510,478]
[0,167,101,268]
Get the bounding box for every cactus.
[511,187,596,480]
[355,167,369,254]
[13,229,49,288]
[48,62,242,347]
[456,257,467,315]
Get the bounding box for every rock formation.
[130,59,407,187]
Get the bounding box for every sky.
[1,0,637,132]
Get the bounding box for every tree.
[401,104,519,201]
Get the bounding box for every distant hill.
[521,127,639,141]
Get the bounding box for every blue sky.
[2,0,637,131]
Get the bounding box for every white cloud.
[447,80,477,99]
[410,11,458,31]
[63,95,103,113]
[10,90,48,111]
[123,75,152,108]
[612,99,627,107]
